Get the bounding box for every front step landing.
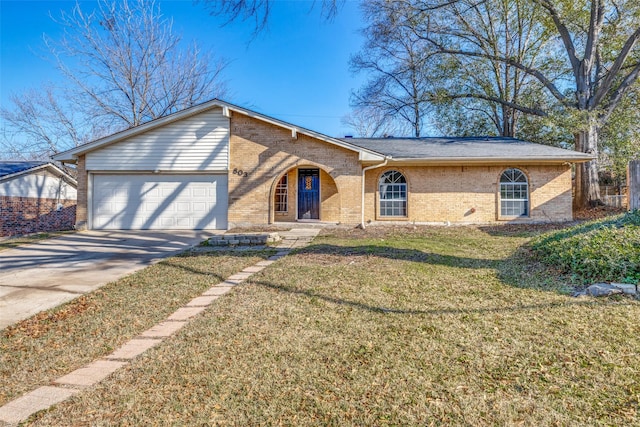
[206,232,281,247]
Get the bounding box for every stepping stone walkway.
[0,228,320,427]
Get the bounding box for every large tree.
[1,0,228,159]
[426,0,554,138]
[401,0,640,207]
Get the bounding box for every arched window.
[500,168,529,217]
[379,170,407,217]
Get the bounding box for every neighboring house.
[0,161,77,237]
[52,99,593,231]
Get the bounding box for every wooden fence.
[629,161,640,210]
[602,195,626,208]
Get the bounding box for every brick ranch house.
[52,99,593,230]
[0,161,77,237]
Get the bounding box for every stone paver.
[105,338,162,360]
[186,295,220,307]
[220,278,243,285]
[203,286,234,296]
[0,227,321,426]
[167,306,208,321]
[227,272,253,280]
[54,360,126,387]
[0,386,79,426]
[139,321,188,338]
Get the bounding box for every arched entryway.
[270,166,341,223]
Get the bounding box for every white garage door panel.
[92,174,227,230]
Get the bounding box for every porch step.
[205,232,281,247]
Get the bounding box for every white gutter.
[360,157,390,229]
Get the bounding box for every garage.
[92,174,227,230]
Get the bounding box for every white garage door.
[92,174,227,230]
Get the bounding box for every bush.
[530,210,640,284]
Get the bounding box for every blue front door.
[298,169,320,220]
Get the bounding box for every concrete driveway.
[0,230,218,330]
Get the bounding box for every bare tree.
[351,0,554,140]
[1,87,106,160]
[1,0,228,159]
[427,0,552,137]
[350,0,436,137]
[199,0,342,35]
[341,106,408,138]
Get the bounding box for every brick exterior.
[364,164,573,224]
[71,110,575,228]
[228,113,362,226]
[0,197,76,237]
[75,155,88,230]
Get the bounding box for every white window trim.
[499,169,529,218]
[378,170,408,218]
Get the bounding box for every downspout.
[361,157,390,229]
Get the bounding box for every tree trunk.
[574,122,602,209]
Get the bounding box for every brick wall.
[0,197,76,237]
[228,113,362,226]
[364,164,573,224]
[75,155,88,229]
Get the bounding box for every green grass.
[23,226,640,426]
[0,249,274,406]
[531,210,640,284]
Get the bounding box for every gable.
[0,169,77,200]
[53,100,385,165]
[85,108,229,171]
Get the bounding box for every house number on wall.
[233,168,249,177]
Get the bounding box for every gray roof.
[0,161,48,178]
[340,137,592,162]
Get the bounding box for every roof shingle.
[340,137,592,162]
[0,161,48,178]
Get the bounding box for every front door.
[298,169,320,220]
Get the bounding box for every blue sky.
[0,0,367,138]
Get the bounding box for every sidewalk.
[0,228,319,427]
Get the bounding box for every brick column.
[75,155,88,230]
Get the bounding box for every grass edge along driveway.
[0,248,275,406]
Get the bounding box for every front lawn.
[22,228,640,425]
[24,226,640,425]
[0,249,274,406]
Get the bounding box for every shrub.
[530,210,640,284]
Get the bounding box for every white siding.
[0,172,77,200]
[86,108,229,171]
